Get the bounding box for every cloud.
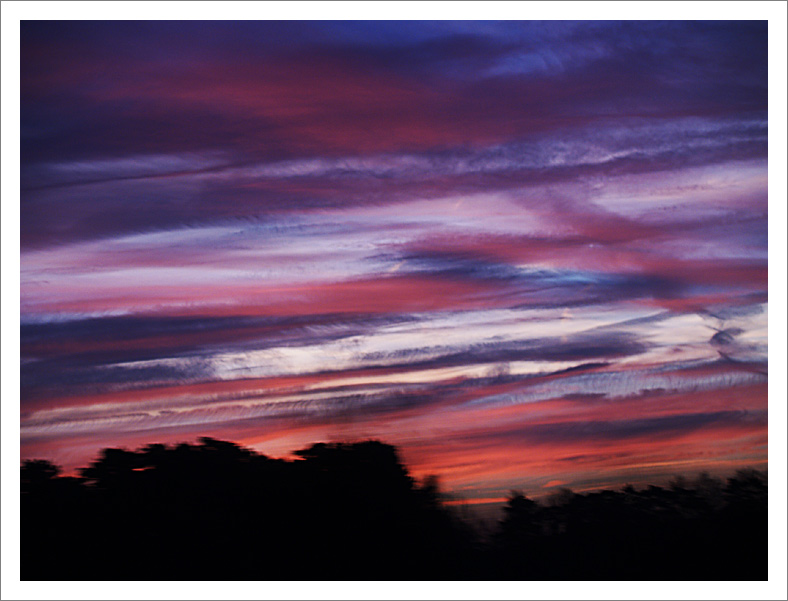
[20,121,766,248]
[532,410,762,443]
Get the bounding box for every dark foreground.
[21,438,767,580]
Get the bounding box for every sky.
[18,19,771,506]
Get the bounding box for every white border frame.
[3,3,786,600]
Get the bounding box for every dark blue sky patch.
[485,409,763,446]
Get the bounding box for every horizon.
[23,433,770,513]
[20,20,769,507]
[22,434,770,529]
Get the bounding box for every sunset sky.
[19,19,771,505]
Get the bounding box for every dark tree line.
[21,438,766,580]
[492,471,767,580]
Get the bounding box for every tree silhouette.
[21,438,767,581]
[21,459,60,493]
[491,472,767,580]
